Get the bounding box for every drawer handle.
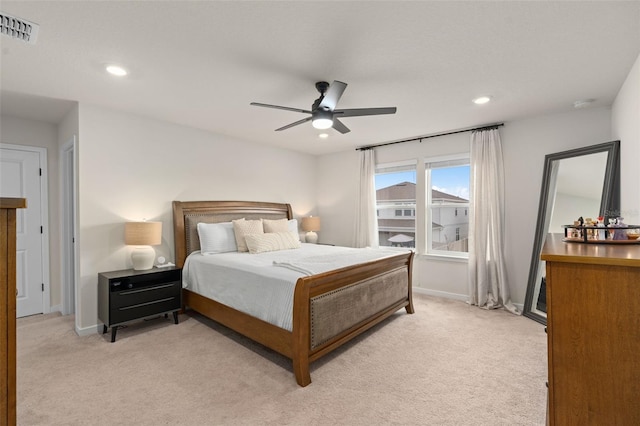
[118,297,175,310]
[120,283,175,295]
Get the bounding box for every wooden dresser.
[542,233,640,425]
[1,197,26,426]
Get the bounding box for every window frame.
[425,154,470,259]
[375,161,417,250]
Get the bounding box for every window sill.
[418,253,469,263]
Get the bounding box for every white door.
[0,146,44,317]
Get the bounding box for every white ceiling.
[1,1,639,155]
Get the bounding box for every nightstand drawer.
[111,295,181,324]
[110,280,181,309]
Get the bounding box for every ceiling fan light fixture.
[312,110,333,129]
[312,118,333,129]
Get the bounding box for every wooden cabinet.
[542,234,640,425]
[1,197,26,426]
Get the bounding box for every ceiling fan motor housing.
[315,81,330,94]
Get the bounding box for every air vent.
[0,12,39,44]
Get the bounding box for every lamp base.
[305,231,318,244]
[131,246,155,270]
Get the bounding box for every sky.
[375,166,470,200]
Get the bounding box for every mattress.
[182,244,402,331]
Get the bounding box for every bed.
[173,200,414,386]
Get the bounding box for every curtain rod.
[355,122,504,151]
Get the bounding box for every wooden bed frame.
[173,200,414,386]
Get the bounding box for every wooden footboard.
[291,250,414,386]
[173,200,415,386]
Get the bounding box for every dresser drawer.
[110,280,181,309]
[110,294,181,325]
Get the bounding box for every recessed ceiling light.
[106,65,128,76]
[318,133,329,139]
[472,96,492,105]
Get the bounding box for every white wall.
[1,115,62,309]
[502,107,612,305]
[76,104,317,331]
[613,53,640,223]
[317,107,612,306]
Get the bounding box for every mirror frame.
[523,140,620,324]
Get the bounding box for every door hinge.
[40,226,43,234]
[42,283,44,292]
[39,168,42,176]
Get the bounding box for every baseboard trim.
[75,323,98,337]
[412,287,468,302]
[413,287,525,314]
[49,304,62,313]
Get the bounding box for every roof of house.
[376,182,468,202]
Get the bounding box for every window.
[426,157,470,257]
[375,163,416,248]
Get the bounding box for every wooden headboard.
[172,201,293,267]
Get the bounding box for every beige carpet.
[17,294,547,425]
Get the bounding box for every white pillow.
[263,218,300,241]
[244,232,301,254]
[288,219,300,240]
[232,218,264,252]
[197,222,237,254]
[263,218,288,233]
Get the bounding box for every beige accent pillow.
[263,218,289,233]
[232,218,264,252]
[244,232,301,254]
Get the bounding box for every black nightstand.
[98,267,182,342]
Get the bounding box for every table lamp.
[301,216,320,244]
[125,221,162,270]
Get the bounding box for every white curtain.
[468,128,518,313]
[355,149,379,248]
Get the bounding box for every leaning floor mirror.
[523,140,620,325]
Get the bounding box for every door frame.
[0,143,51,315]
[60,137,78,316]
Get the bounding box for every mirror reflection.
[523,141,620,324]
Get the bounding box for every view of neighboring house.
[376,182,469,252]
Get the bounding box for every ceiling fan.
[250,80,397,134]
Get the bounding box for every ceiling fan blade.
[332,118,351,134]
[318,80,347,111]
[335,107,397,117]
[251,102,312,114]
[275,116,312,131]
